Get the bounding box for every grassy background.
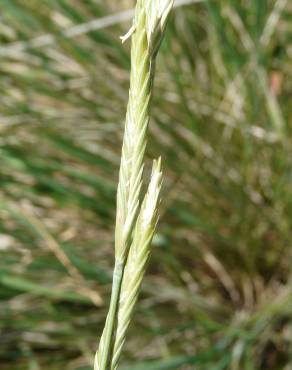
[0,0,291,369]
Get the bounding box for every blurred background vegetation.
[0,0,291,369]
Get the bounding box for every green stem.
[98,260,124,370]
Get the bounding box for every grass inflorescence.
[95,2,173,369]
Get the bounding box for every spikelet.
[111,159,162,369]
[115,0,173,263]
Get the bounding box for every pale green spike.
[94,0,172,368]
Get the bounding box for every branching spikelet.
[111,159,162,369]
[95,1,172,369]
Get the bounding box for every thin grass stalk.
[94,1,173,369]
